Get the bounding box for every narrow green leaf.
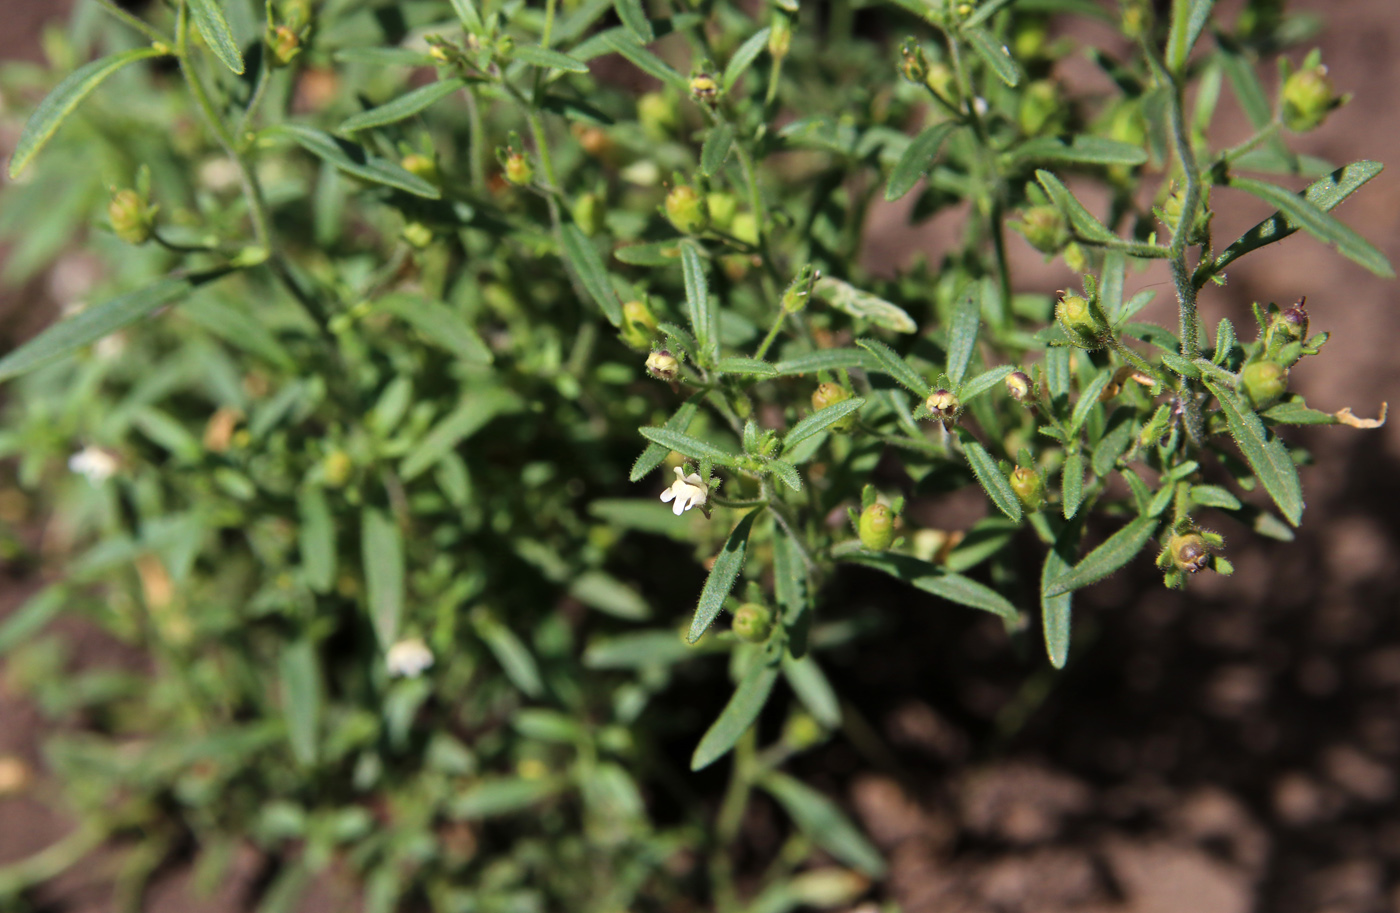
[631,397,701,481]
[964,0,1018,29]
[885,121,958,201]
[474,615,544,697]
[1211,163,1390,278]
[0,587,66,655]
[1207,380,1304,526]
[689,508,762,643]
[1259,399,1339,425]
[361,509,404,649]
[1068,368,1114,436]
[584,629,706,669]
[297,487,335,594]
[452,777,562,819]
[773,348,876,376]
[963,25,1021,86]
[271,124,440,198]
[189,0,245,73]
[614,0,654,42]
[332,47,435,66]
[569,571,650,620]
[962,435,1023,522]
[768,458,803,492]
[1015,135,1148,166]
[680,244,716,361]
[1220,44,1273,130]
[10,46,169,178]
[1040,531,1075,668]
[700,122,734,176]
[401,389,522,480]
[722,27,771,91]
[1101,251,1126,322]
[946,286,981,387]
[512,44,590,73]
[0,275,200,383]
[1229,176,1392,278]
[856,339,930,396]
[600,32,687,89]
[783,398,865,450]
[715,356,776,376]
[280,638,320,765]
[1165,0,1215,74]
[376,293,492,364]
[639,426,740,466]
[816,278,917,333]
[614,240,681,265]
[1043,515,1158,597]
[1061,452,1084,519]
[774,527,810,649]
[558,222,623,325]
[760,772,887,877]
[1045,347,1071,399]
[338,79,467,131]
[448,0,483,32]
[691,650,779,769]
[1036,170,1118,243]
[1189,484,1242,509]
[782,654,841,728]
[845,552,1019,621]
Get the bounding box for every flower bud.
[503,152,533,186]
[898,38,928,84]
[730,212,759,247]
[622,299,658,334]
[1240,360,1288,409]
[1009,466,1043,511]
[322,450,354,488]
[664,184,708,234]
[1282,63,1340,132]
[1120,0,1152,40]
[637,91,679,139]
[1012,15,1049,60]
[572,191,603,237]
[646,349,680,382]
[1056,292,1105,349]
[768,12,792,59]
[1062,241,1088,274]
[689,71,719,105]
[1169,532,1210,574]
[925,62,955,100]
[706,192,738,230]
[268,24,302,66]
[108,188,155,244]
[1271,298,1310,344]
[1005,370,1035,405]
[782,265,817,313]
[1018,80,1061,135]
[732,603,772,642]
[811,383,856,431]
[858,503,895,550]
[1013,205,1067,254]
[400,153,439,184]
[925,388,961,424]
[401,221,433,249]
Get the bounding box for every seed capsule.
[925,389,961,424]
[858,503,895,551]
[1005,370,1035,405]
[645,349,680,382]
[811,383,856,432]
[1240,361,1289,409]
[1008,466,1044,511]
[664,184,708,234]
[732,603,772,642]
[1169,533,1210,574]
[1055,292,1105,349]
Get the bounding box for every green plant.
[0,0,1389,909]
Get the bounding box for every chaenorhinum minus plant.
[0,0,1392,909]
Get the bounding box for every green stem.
[236,54,275,138]
[463,86,487,189]
[1219,118,1281,165]
[753,310,787,361]
[92,0,169,45]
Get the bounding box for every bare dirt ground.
[2,1,1399,911]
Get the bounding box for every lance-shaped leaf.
[701,122,734,176]
[963,25,1021,86]
[1015,135,1148,167]
[401,388,522,479]
[362,508,404,648]
[297,487,336,594]
[376,293,492,364]
[768,458,803,492]
[773,348,876,376]
[783,398,865,450]
[271,124,440,198]
[689,508,762,643]
[960,365,1014,402]
[473,613,544,697]
[760,772,887,877]
[816,278,917,333]
[614,0,654,42]
[1041,529,1076,668]
[946,287,981,387]
[631,398,701,480]
[885,121,958,201]
[189,0,245,73]
[10,46,170,178]
[1043,514,1159,597]
[680,244,717,362]
[845,552,1019,622]
[1206,380,1304,526]
[783,654,841,728]
[1209,162,1386,279]
[1229,176,1392,278]
[961,435,1023,522]
[558,222,623,325]
[599,31,688,90]
[1165,0,1215,75]
[449,0,483,32]
[723,27,771,91]
[512,45,589,72]
[280,637,321,765]
[339,79,468,131]
[691,649,779,769]
[1035,170,1118,244]
[638,426,740,467]
[1061,451,1084,520]
[855,339,930,396]
[1067,368,1115,437]
[715,356,776,376]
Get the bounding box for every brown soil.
[3,0,1400,911]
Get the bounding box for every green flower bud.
[267,24,302,66]
[732,603,772,642]
[898,38,928,84]
[1012,15,1049,60]
[620,300,657,350]
[645,349,680,382]
[503,152,533,186]
[280,0,313,32]
[401,221,434,249]
[769,12,792,59]
[782,265,818,313]
[572,191,603,237]
[1009,466,1043,511]
[1062,241,1088,274]
[689,71,719,105]
[1018,80,1061,135]
[322,450,354,488]
[812,383,856,432]
[706,192,738,230]
[925,62,955,100]
[637,91,680,139]
[1282,63,1340,132]
[1240,360,1288,409]
[782,712,824,749]
[400,153,439,184]
[664,184,708,234]
[925,389,962,424]
[1056,292,1105,349]
[858,503,895,550]
[730,212,759,247]
[1013,206,1067,254]
[107,188,155,245]
[1169,532,1210,574]
[1121,0,1151,40]
[1005,370,1036,405]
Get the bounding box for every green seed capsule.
[811,383,856,432]
[1009,466,1043,511]
[858,503,895,550]
[1282,64,1339,132]
[925,389,961,424]
[1169,533,1210,574]
[732,603,772,642]
[664,184,708,234]
[1240,361,1288,409]
[1056,293,1105,349]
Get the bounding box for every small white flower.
[386,638,434,678]
[68,447,118,484]
[660,466,709,516]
